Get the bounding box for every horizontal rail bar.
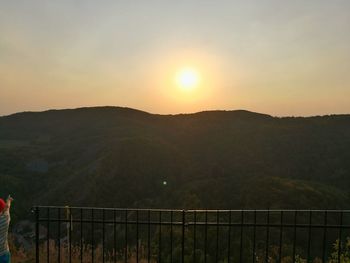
[36,218,350,229]
[32,206,350,213]
[32,206,185,212]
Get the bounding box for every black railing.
[33,207,350,263]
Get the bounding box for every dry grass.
[10,238,157,263]
[9,237,350,263]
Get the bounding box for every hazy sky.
[1,0,350,116]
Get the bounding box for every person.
[0,195,13,263]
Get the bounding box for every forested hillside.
[1,107,350,220]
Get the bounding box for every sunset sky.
[1,0,350,116]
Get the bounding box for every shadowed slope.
[1,107,350,219]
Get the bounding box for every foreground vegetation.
[10,237,350,263]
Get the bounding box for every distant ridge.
[2,106,349,119]
[1,106,150,119]
[1,106,268,118]
[177,109,273,120]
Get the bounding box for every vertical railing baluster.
[216,210,219,263]
[292,211,297,263]
[148,210,151,263]
[338,211,343,263]
[35,207,39,263]
[47,207,50,263]
[240,210,244,263]
[136,210,139,263]
[204,210,208,263]
[193,211,197,263]
[170,210,173,263]
[69,207,72,263]
[265,210,270,263]
[228,211,232,263]
[114,209,117,263]
[159,211,162,263]
[182,210,185,263]
[102,209,105,263]
[322,211,327,263]
[91,209,94,263]
[278,211,283,263]
[58,208,61,263]
[253,210,256,263]
[125,210,128,263]
[80,208,83,263]
[307,211,312,263]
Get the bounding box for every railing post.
[292,211,297,263]
[148,210,151,263]
[240,210,244,263]
[216,210,219,263]
[80,208,83,263]
[91,209,94,263]
[227,210,232,263]
[65,206,72,263]
[338,211,343,263]
[193,211,196,263]
[204,210,208,263]
[322,211,327,263]
[170,210,173,263]
[136,210,139,263]
[57,208,61,263]
[47,207,50,263]
[35,206,39,263]
[158,211,162,263]
[182,210,185,263]
[102,209,105,263]
[265,210,270,263]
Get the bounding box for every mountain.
[1,106,350,219]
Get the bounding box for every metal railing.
[33,207,350,263]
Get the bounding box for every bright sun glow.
[176,67,200,91]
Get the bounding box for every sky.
[1,0,350,116]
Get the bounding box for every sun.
[176,67,200,91]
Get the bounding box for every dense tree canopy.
[0,107,349,220]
